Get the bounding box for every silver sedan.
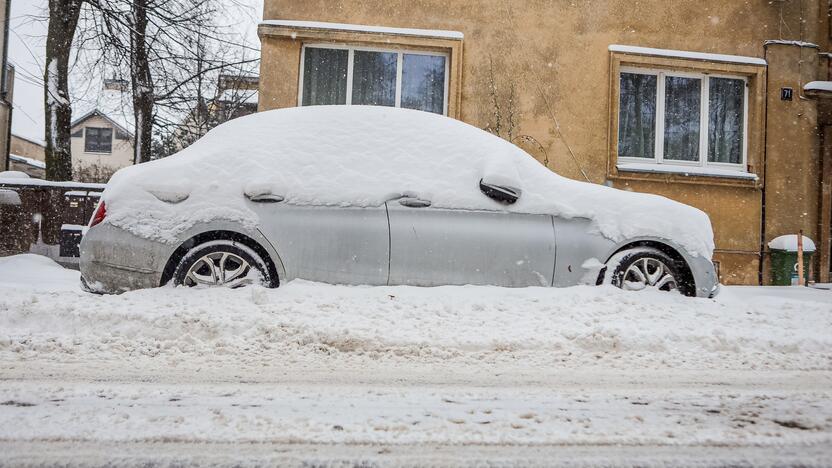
[80,107,718,297]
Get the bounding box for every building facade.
[70,110,134,183]
[257,0,832,285]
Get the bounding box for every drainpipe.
[759,113,768,287]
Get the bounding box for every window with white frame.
[617,68,748,170]
[300,44,448,115]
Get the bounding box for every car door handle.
[246,193,285,203]
[399,197,431,208]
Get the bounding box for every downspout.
[758,84,769,287]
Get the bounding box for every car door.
[386,195,557,287]
[250,197,390,285]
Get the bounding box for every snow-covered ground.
[1,254,831,466]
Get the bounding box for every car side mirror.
[479,179,520,205]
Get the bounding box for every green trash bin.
[768,235,816,286]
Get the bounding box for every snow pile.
[2,256,830,457]
[0,255,79,291]
[769,234,816,252]
[103,106,714,257]
[0,170,30,179]
[1,255,830,371]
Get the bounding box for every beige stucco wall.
[70,115,134,178]
[259,0,829,285]
[10,135,45,161]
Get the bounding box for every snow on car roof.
[104,106,714,258]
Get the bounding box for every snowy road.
[1,254,831,466]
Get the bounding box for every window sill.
[83,151,113,155]
[616,162,758,181]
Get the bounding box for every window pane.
[663,76,701,162]
[617,72,657,159]
[708,77,745,164]
[351,51,397,107]
[302,48,348,106]
[85,128,99,152]
[99,128,113,152]
[401,54,446,114]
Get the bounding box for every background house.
[257,0,832,286]
[163,73,259,156]
[8,133,45,178]
[70,110,134,183]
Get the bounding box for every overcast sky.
[7,0,264,144]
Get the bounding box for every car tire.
[604,247,685,294]
[172,240,275,288]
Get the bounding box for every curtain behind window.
[85,127,113,153]
[352,51,397,107]
[708,77,744,164]
[618,72,657,159]
[302,48,349,106]
[663,76,701,162]
[401,54,446,114]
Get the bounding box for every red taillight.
[90,200,107,227]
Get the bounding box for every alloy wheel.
[621,257,678,292]
[184,251,253,288]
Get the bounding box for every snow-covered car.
[79,106,718,297]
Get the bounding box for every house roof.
[70,109,134,139]
[11,133,46,148]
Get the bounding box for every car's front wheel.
[172,240,274,288]
[604,247,684,294]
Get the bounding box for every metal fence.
[0,180,106,264]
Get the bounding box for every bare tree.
[76,0,258,163]
[44,0,84,181]
[129,0,153,164]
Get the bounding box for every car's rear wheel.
[173,240,273,288]
[604,247,683,294]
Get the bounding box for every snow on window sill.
[616,162,759,181]
[609,44,766,66]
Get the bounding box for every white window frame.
[298,43,450,116]
[618,67,749,172]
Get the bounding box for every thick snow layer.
[104,106,715,257]
[804,80,832,93]
[0,177,106,189]
[769,234,816,252]
[608,45,767,66]
[9,154,46,169]
[260,19,464,40]
[1,255,831,462]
